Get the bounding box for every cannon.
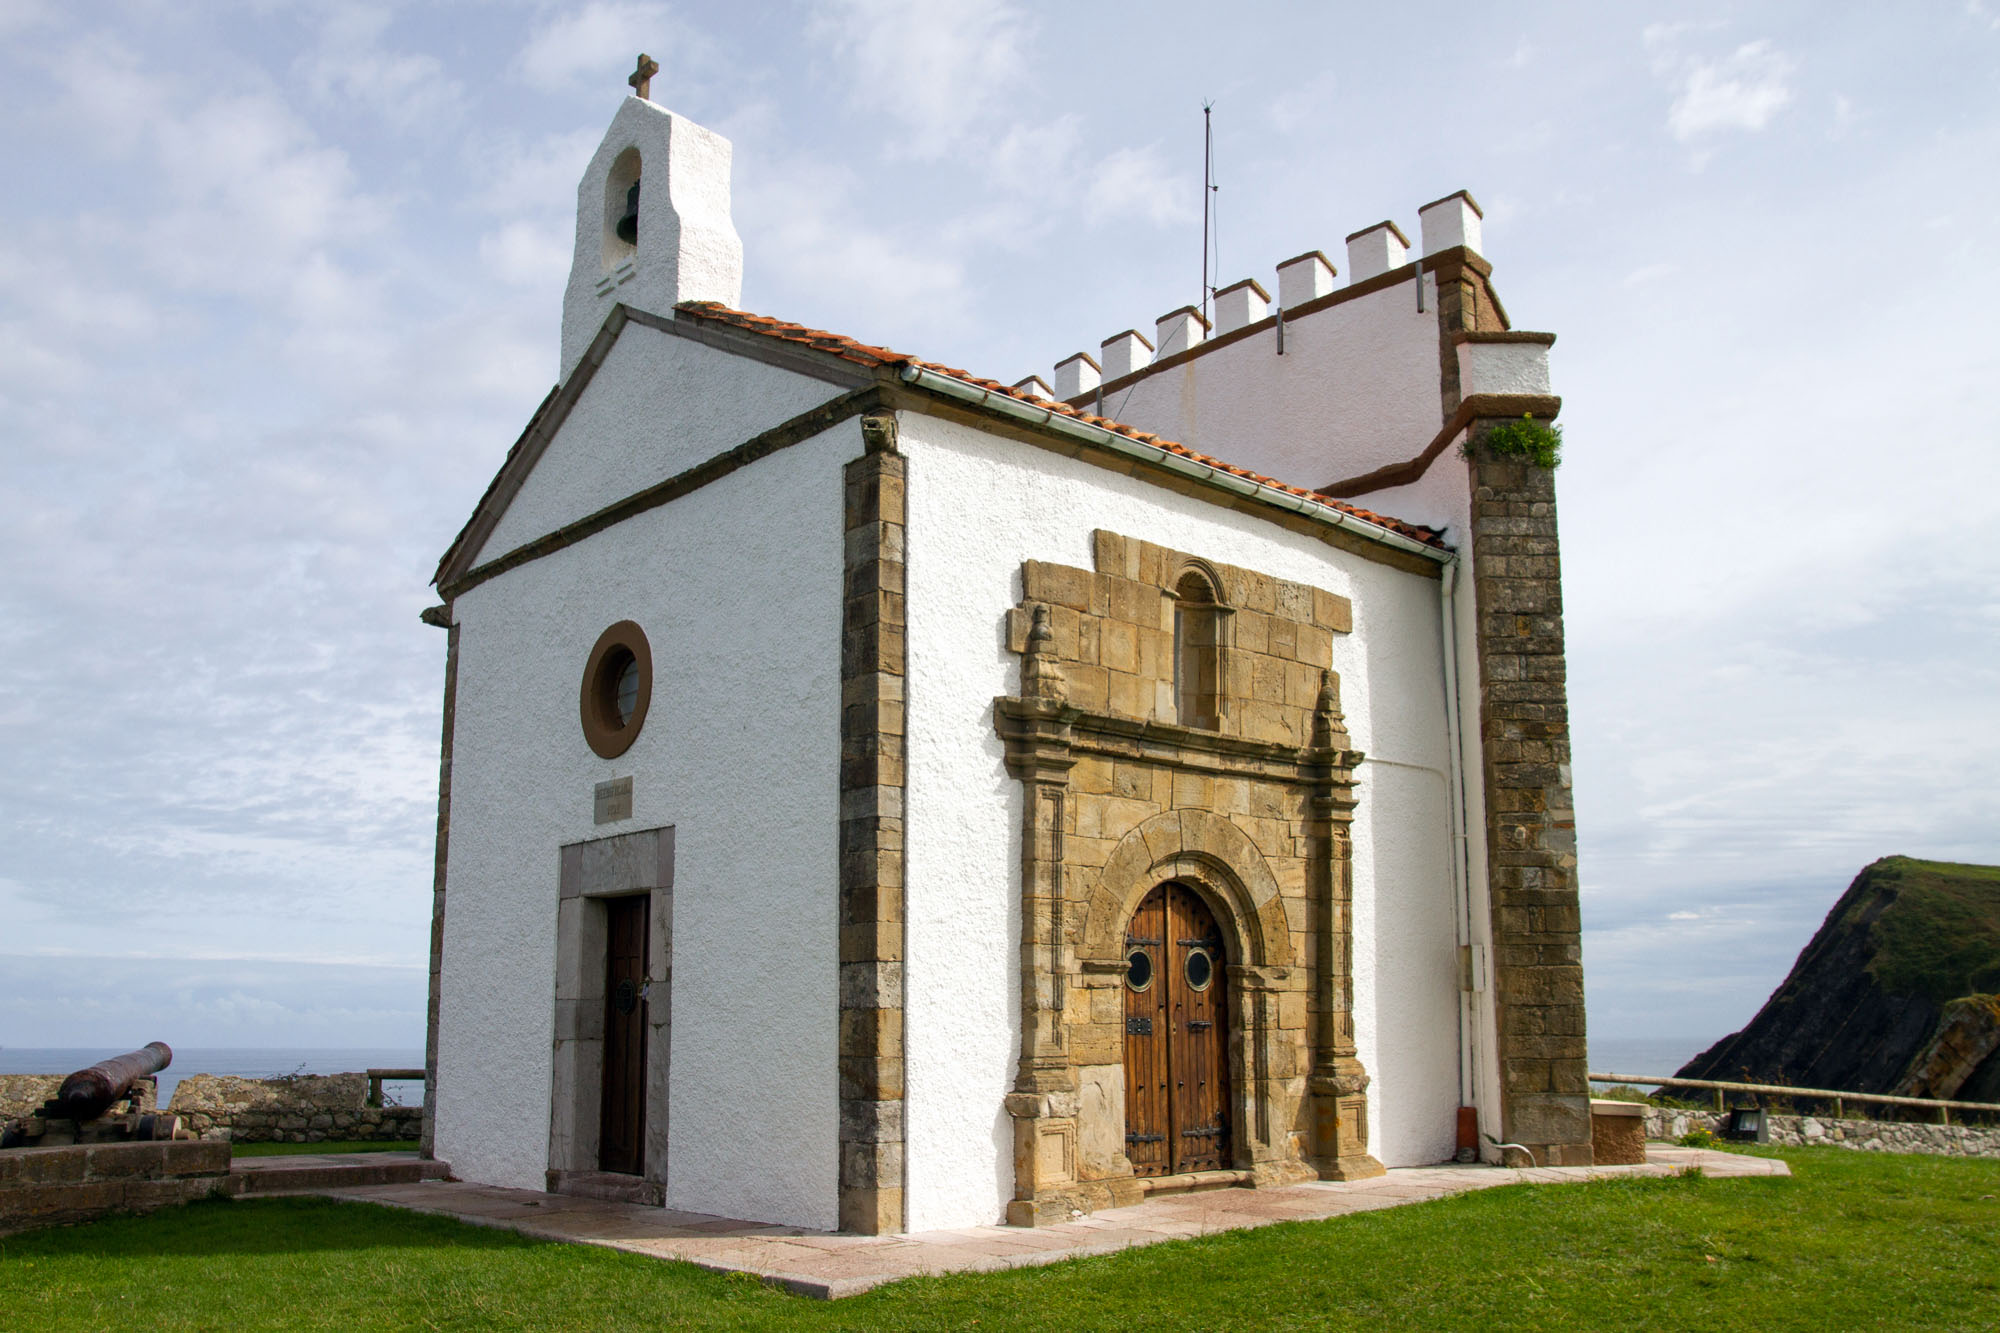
[48,1042,173,1122]
[1,1041,183,1149]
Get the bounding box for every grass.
[229,1140,416,1157]
[2,1147,1996,1331]
[1863,856,2000,1002]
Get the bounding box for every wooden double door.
[1122,882,1231,1176]
[599,894,649,1175]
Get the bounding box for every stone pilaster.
[1467,430,1592,1166]
[1305,670,1382,1180]
[997,605,1085,1226]
[419,605,457,1160]
[838,414,908,1232]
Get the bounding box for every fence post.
[1832,1097,1842,1120]
[1713,1088,1724,1114]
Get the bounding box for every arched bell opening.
[1119,879,1238,1177]
[602,147,642,271]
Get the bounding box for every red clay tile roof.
[677,302,1447,550]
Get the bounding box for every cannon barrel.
[52,1042,172,1122]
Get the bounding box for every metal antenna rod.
[1201,102,1213,327]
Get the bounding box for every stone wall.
[1642,1107,2000,1158]
[0,1140,232,1237]
[166,1074,421,1144]
[0,1076,62,1121]
[1466,438,1591,1167]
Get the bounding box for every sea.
[1587,1035,1716,1091]
[3,1038,1712,1108]
[0,1048,426,1108]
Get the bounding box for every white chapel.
[421,72,1592,1235]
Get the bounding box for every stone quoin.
[424,69,1588,1235]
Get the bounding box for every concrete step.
[228,1151,449,1195]
[547,1168,663,1206]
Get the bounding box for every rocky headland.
[1678,856,2000,1104]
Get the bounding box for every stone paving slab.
[308,1147,1786,1300]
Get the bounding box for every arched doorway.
[1122,882,1232,1176]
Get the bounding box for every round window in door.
[1184,946,1214,992]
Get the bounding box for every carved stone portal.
[994,532,1383,1226]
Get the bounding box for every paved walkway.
[311,1147,1786,1299]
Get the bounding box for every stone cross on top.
[628,53,659,100]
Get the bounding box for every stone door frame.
[548,825,673,1203]
[994,541,1386,1224]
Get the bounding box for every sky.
[2,1,1996,1055]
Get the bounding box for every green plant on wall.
[1469,414,1563,469]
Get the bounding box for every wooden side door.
[1121,887,1171,1176]
[1123,882,1232,1176]
[599,894,649,1175]
[1166,883,1229,1172]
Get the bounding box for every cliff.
[1679,856,2000,1100]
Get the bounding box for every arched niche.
[1082,810,1293,970]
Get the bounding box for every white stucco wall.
[1100,272,1442,494]
[478,323,839,564]
[434,400,854,1230]
[900,412,1464,1231]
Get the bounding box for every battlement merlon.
[1046,189,1553,532]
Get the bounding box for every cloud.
[297,5,463,131]
[808,0,1032,159]
[1083,144,1195,228]
[1646,32,1797,143]
[516,1,704,94]
[732,147,970,337]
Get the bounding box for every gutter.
[896,364,1451,565]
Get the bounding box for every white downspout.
[1439,555,1480,1152]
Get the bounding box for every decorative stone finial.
[628,53,660,100]
[1022,604,1066,703]
[1312,669,1348,748]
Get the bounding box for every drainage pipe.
[1439,557,1479,1120]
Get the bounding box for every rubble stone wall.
[1643,1107,2000,1158]
[0,1076,63,1120]
[166,1074,422,1143]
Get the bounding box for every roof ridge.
[674,302,1445,548]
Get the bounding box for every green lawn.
[2,1147,1995,1331]
[229,1139,416,1157]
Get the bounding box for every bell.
[616,180,640,245]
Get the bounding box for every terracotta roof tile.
[677,302,1447,550]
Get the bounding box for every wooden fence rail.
[1589,1072,2000,1126]
[365,1068,426,1109]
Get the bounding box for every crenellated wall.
[1034,191,1537,515]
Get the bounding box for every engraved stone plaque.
[594,776,633,825]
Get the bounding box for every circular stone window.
[580,620,653,759]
